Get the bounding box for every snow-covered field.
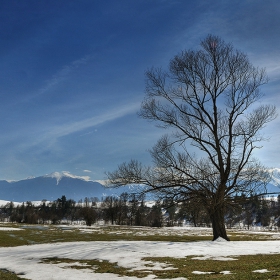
[0,225,280,279]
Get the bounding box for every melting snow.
[192,271,214,274]
[214,237,228,242]
[220,271,233,274]
[0,227,23,231]
[253,269,270,273]
[0,240,279,279]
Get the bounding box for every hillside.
[0,169,279,203]
[0,172,124,202]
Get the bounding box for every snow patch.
[44,171,91,184]
[0,227,23,231]
[220,271,233,274]
[0,238,280,279]
[214,237,228,242]
[192,271,214,274]
[192,256,237,261]
[253,269,270,273]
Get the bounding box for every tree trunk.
[210,205,230,241]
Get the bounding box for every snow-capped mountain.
[0,172,126,202]
[264,168,280,195]
[0,169,279,203]
[270,168,280,186]
[44,171,91,185]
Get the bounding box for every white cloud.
[37,55,94,96]
[30,101,140,148]
[50,102,139,138]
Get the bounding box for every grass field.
[41,254,280,279]
[1,224,278,247]
[0,224,280,279]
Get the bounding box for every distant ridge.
[0,172,125,202]
[0,169,279,203]
[266,168,280,195]
[270,168,280,186]
[43,171,92,184]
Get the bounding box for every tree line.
[1,193,279,229]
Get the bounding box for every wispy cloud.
[83,170,92,173]
[38,55,94,96]
[39,102,140,145]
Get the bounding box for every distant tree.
[10,205,21,223]
[256,197,271,227]
[90,197,99,207]
[162,199,176,227]
[127,193,140,226]
[116,192,129,225]
[80,207,97,226]
[4,202,16,222]
[84,197,91,207]
[147,200,163,227]
[38,201,50,224]
[225,196,243,229]
[176,199,209,227]
[277,195,280,227]
[24,201,38,224]
[53,195,76,222]
[107,35,277,241]
[49,205,58,224]
[134,194,148,226]
[241,194,258,229]
[102,196,118,224]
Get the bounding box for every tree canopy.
[107,35,277,241]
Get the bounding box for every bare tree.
[107,35,277,241]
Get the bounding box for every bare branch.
[107,35,278,241]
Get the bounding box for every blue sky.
[1,0,280,181]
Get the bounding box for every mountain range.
[0,169,279,203]
[0,171,126,202]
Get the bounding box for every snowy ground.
[0,225,280,279]
[1,239,280,279]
